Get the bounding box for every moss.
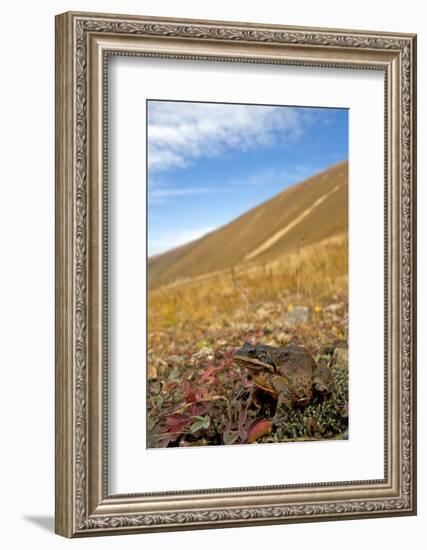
[266,366,348,442]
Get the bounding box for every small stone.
[333,346,348,368]
[283,306,310,326]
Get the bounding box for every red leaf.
[164,413,191,433]
[183,381,201,404]
[188,402,207,416]
[201,365,216,380]
[246,420,273,443]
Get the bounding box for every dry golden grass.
[148,233,348,332]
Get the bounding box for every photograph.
[147,99,349,448]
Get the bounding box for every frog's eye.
[247,347,256,357]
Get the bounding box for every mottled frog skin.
[232,342,333,418]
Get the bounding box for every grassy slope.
[149,160,348,288]
[148,233,348,331]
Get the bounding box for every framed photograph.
[55,11,417,537]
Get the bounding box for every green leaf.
[151,395,164,407]
[190,416,210,432]
[223,431,239,445]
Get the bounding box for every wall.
[0,1,423,548]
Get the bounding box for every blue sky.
[147,100,348,257]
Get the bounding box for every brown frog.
[232,343,333,420]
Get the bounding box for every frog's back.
[275,346,318,407]
[276,346,317,378]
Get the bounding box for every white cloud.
[148,150,188,171]
[148,226,215,257]
[147,101,306,173]
[148,184,212,206]
[227,163,323,189]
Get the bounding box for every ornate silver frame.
[55,11,417,537]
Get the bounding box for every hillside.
[148,160,348,288]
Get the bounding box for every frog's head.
[232,342,276,374]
